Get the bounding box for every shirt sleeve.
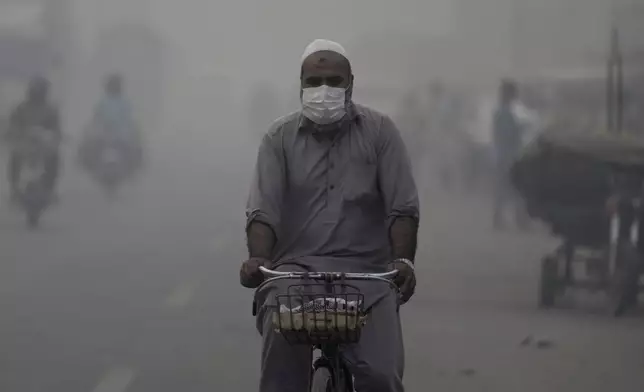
[377,115,420,226]
[245,129,286,238]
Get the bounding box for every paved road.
[1,149,644,392]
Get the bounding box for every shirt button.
[330,163,335,169]
[330,185,335,190]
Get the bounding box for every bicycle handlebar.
[255,266,399,293]
[252,267,401,316]
[259,266,398,279]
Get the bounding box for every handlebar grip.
[377,270,400,279]
[258,266,287,277]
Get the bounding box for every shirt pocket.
[343,160,378,202]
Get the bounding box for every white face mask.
[301,85,347,125]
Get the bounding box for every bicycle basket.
[272,283,367,345]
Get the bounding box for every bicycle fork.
[313,345,352,392]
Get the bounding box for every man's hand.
[240,257,272,288]
[389,259,416,304]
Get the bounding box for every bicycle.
[252,266,399,392]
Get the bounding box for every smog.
[0,1,643,391]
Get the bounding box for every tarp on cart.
[525,130,644,167]
[510,128,644,245]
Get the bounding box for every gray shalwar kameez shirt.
[246,103,419,392]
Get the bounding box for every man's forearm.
[389,216,418,261]
[246,221,276,259]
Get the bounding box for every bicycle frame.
[314,344,352,391]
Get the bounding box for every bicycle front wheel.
[311,366,333,392]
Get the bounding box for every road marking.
[92,367,136,392]
[164,280,201,309]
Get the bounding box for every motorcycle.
[81,129,137,198]
[13,128,58,228]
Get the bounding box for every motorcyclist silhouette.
[80,73,143,173]
[6,76,61,201]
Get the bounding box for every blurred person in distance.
[462,90,495,193]
[79,73,143,174]
[426,80,468,192]
[491,78,530,229]
[6,76,62,202]
[240,38,419,392]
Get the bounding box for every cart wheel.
[539,255,559,308]
[608,245,641,317]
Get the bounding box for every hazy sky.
[73,0,454,81]
[57,0,642,132]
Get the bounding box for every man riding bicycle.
[240,39,420,392]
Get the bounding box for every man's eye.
[326,77,344,87]
[306,77,323,87]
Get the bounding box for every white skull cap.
[301,39,348,64]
